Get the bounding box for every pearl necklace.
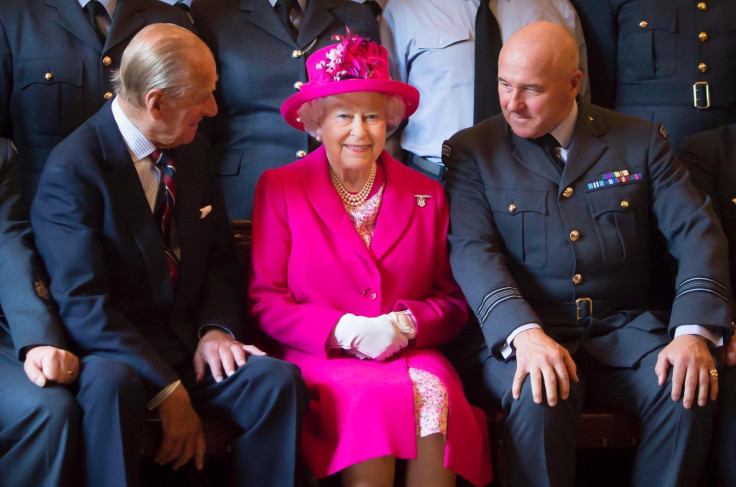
[330,161,377,207]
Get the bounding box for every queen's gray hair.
[297,94,406,138]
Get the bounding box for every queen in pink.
[249,33,492,487]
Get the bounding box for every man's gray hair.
[112,23,209,107]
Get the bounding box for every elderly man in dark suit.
[0,0,192,203]
[191,0,378,220]
[444,21,732,487]
[0,137,79,487]
[31,24,308,487]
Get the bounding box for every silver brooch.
[414,195,432,207]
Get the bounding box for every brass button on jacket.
[697,2,707,10]
[103,91,113,100]
[699,32,709,42]
[102,56,112,66]
[620,200,630,209]
[572,274,583,285]
[699,62,708,72]
[45,72,53,81]
[508,203,517,213]
[296,150,307,158]
[569,230,580,242]
[562,187,574,198]
[639,20,648,29]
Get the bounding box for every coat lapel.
[297,0,335,48]
[105,0,147,54]
[169,145,203,288]
[240,0,297,47]
[559,104,608,192]
[370,154,414,262]
[49,0,104,51]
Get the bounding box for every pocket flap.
[18,59,83,89]
[486,188,548,215]
[415,27,471,50]
[585,183,645,218]
[214,152,243,176]
[619,6,676,38]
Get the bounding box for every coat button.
[639,20,648,29]
[296,150,307,158]
[102,56,112,66]
[292,49,303,58]
[572,274,583,285]
[103,91,113,100]
[45,72,53,81]
[569,230,580,242]
[620,200,629,209]
[731,198,736,206]
[508,203,516,213]
[699,32,709,42]
[293,81,304,91]
[699,62,708,73]
[362,288,377,301]
[562,187,574,198]
[697,2,707,10]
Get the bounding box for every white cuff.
[674,324,723,347]
[500,323,542,359]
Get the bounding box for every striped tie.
[151,149,180,287]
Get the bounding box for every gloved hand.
[333,313,409,361]
[386,310,417,340]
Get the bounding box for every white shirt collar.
[159,0,193,6]
[268,0,308,11]
[111,97,157,161]
[77,0,117,19]
[550,101,578,149]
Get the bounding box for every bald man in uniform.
[444,22,731,487]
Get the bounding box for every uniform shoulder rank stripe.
[587,170,643,190]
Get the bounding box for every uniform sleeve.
[0,14,11,139]
[680,132,721,217]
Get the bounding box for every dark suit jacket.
[575,0,736,152]
[31,102,242,398]
[444,103,732,368]
[0,0,191,203]
[192,0,378,219]
[681,124,736,303]
[0,138,66,361]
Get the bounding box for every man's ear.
[144,89,166,120]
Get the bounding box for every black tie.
[473,1,503,124]
[276,0,299,41]
[175,2,190,12]
[536,134,563,172]
[363,0,382,17]
[84,0,108,44]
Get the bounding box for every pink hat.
[281,32,420,131]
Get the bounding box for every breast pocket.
[487,189,548,269]
[16,59,85,136]
[411,28,473,89]
[617,6,676,81]
[586,183,648,264]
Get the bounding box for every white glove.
[386,310,417,340]
[333,314,409,361]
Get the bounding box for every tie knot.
[537,133,561,151]
[85,0,107,18]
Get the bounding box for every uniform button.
[697,1,707,10]
[103,91,113,100]
[699,62,708,73]
[292,49,303,58]
[562,187,574,198]
[731,198,736,206]
[362,288,377,301]
[639,20,648,29]
[699,32,709,42]
[438,37,445,45]
[296,150,307,158]
[508,203,517,213]
[102,56,112,66]
[45,72,53,81]
[569,230,580,242]
[293,81,304,91]
[572,274,583,285]
[620,200,630,209]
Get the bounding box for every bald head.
[496,21,582,139]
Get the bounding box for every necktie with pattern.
[151,149,180,287]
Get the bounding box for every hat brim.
[280,79,420,131]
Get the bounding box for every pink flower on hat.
[314,30,388,82]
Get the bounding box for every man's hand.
[655,334,717,408]
[23,345,79,387]
[156,386,205,470]
[512,328,579,406]
[193,329,266,383]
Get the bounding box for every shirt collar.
[268,0,308,11]
[158,0,193,6]
[77,0,117,18]
[550,101,578,149]
[111,97,157,161]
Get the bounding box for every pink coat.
[249,148,492,486]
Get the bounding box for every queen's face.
[317,92,387,172]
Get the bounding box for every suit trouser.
[75,354,308,487]
[465,345,715,487]
[0,353,79,487]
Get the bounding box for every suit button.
[102,56,112,66]
[292,49,303,58]
[293,81,304,91]
[296,150,307,158]
[697,2,707,10]
[639,20,648,29]
[699,32,709,42]
[362,288,377,301]
[569,230,580,242]
[699,62,708,73]
[620,200,629,209]
[104,91,113,100]
[731,198,736,206]
[508,203,516,213]
[45,72,53,81]
[572,274,583,285]
[562,187,574,198]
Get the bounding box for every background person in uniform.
[0,0,192,203]
[191,0,378,220]
[0,137,80,487]
[249,34,492,487]
[575,0,736,153]
[444,21,732,487]
[380,0,590,180]
[31,24,308,487]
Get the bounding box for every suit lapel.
[509,128,561,185]
[95,105,174,308]
[240,0,297,47]
[169,145,203,286]
[297,0,335,48]
[48,0,104,51]
[106,0,147,54]
[559,104,608,192]
[370,155,414,262]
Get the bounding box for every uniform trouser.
[75,354,309,487]
[466,345,715,487]
[0,354,79,487]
